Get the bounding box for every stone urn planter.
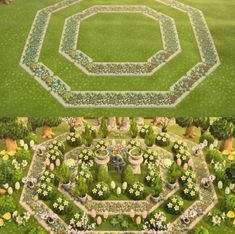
[95,149,110,166]
[150,195,161,203]
[61,182,71,190]
[128,148,143,174]
[166,182,177,190]
[78,194,88,204]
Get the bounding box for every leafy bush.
[166,162,181,184]
[97,165,111,184]
[27,227,47,234]
[0,195,16,213]
[66,132,81,147]
[49,140,65,154]
[172,140,188,154]
[155,132,170,147]
[220,195,235,212]
[78,149,94,167]
[226,162,235,183]
[205,149,223,164]
[214,169,229,185]
[122,165,135,185]
[139,125,149,138]
[52,197,71,214]
[40,170,59,186]
[174,149,191,164]
[24,132,38,145]
[142,149,158,164]
[199,133,214,146]
[144,211,168,231]
[37,183,55,200]
[76,168,93,184]
[145,167,160,186]
[165,195,184,215]
[46,149,63,165]
[128,182,145,200]
[75,176,88,197]
[182,182,199,200]
[15,150,31,162]
[152,176,163,197]
[144,126,155,147]
[129,119,138,138]
[55,163,72,184]
[91,182,110,200]
[180,169,196,185]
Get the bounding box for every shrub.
[165,195,184,215]
[40,170,58,185]
[82,125,93,147]
[144,211,168,231]
[214,169,229,185]
[128,182,145,200]
[91,182,110,200]
[66,132,81,147]
[0,160,13,185]
[182,182,199,200]
[99,118,108,138]
[166,162,181,184]
[76,168,93,184]
[226,162,235,183]
[0,195,16,213]
[174,149,191,164]
[55,163,72,184]
[205,149,223,164]
[24,132,38,145]
[78,149,94,167]
[97,165,111,184]
[37,183,55,201]
[122,165,135,185]
[142,149,158,164]
[129,119,138,138]
[144,126,155,147]
[139,125,149,138]
[46,149,63,165]
[220,195,235,212]
[172,140,188,154]
[52,197,71,214]
[145,167,160,186]
[155,133,170,147]
[75,176,88,197]
[48,140,65,154]
[15,149,31,162]
[152,176,163,197]
[199,133,214,146]
[180,169,196,185]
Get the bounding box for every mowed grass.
[78,13,163,62]
[0,0,234,116]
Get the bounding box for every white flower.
[19,139,25,147]
[24,144,29,151]
[116,187,121,195]
[110,181,116,189]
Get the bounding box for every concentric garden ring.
[59,5,181,76]
[20,0,220,107]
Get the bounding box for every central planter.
[128,148,143,174]
[95,149,110,166]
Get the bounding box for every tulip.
[116,187,121,196]
[19,140,25,147]
[96,216,102,225]
[24,144,29,151]
[8,187,13,195]
[55,159,61,167]
[136,216,141,225]
[188,159,193,167]
[45,158,50,166]
[122,182,127,190]
[177,158,182,166]
[183,163,188,170]
[217,181,223,189]
[111,181,116,190]
[130,209,135,218]
[90,209,96,218]
[225,187,230,195]
[141,211,147,219]
[50,163,55,171]
[15,182,21,190]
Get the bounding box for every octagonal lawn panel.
[20,0,220,107]
[59,5,181,76]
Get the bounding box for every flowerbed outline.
[20,0,220,107]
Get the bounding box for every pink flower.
[141,211,147,219]
[183,163,188,170]
[45,158,50,166]
[90,209,96,218]
[130,209,135,218]
[177,158,182,166]
[50,163,55,171]
[136,216,141,225]
[55,159,61,167]
[188,159,193,167]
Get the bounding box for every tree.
[210,118,235,152]
[76,176,88,197]
[99,118,108,138]
[194,117,210,135]
[129,119,138,138]
[144,126,155,147]
[28,117,61,138]
[0,118,28,152]
[176,117,196,138]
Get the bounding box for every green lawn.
[0,0,234,115]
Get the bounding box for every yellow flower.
[0,150,6,155]
[222,150,229,155]
[0,218,4,227]
[3,212,11,220]
[8,151,15,156]
[228,154,235,161]
[3,155,9,161]
[227,211,235,219]
[233,219,235,226]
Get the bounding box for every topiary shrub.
[55,163,72,184]
[166,162,182,184]
[97,165,111,184]
[82,125,93,147]
[122,164,135,185]
[75,176,88,197]
[199,133,215,146]
[205,149,223,164]
[99,118,108,138]
[129,119,138,138]
[152,175,163,197]
[144,126,155,147]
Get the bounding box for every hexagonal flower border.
[59,5,181,76]
[20,0,220,107]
